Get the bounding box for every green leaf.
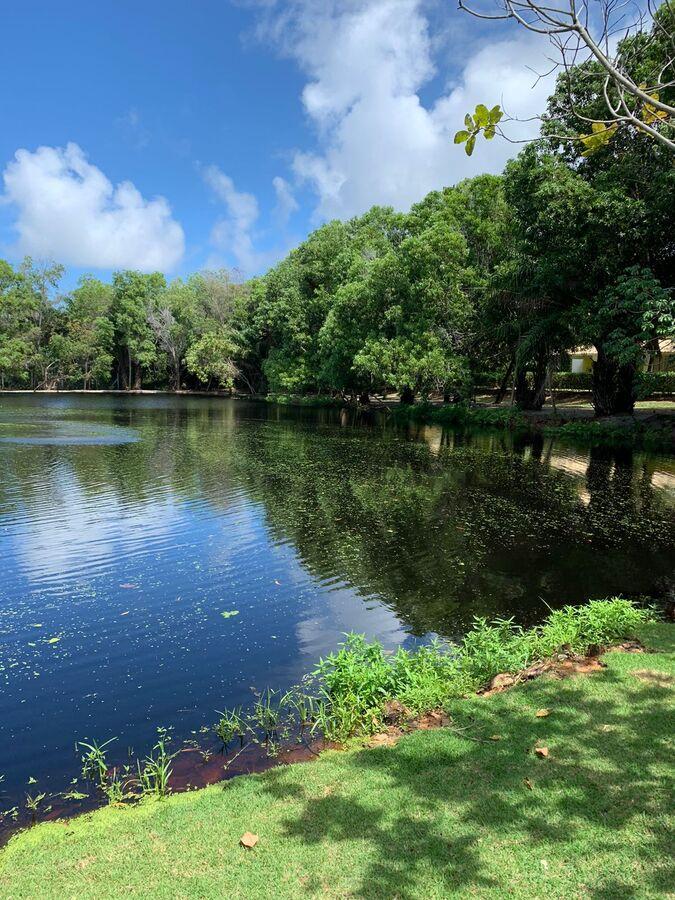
[464,113,473,129]
[489,105,503,124]
[454,130,470,144]
[221,610,240,619]
[465,134,476,156]
[484,125,496,140]
[474,104,489,126]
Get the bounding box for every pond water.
[1,394,674,813]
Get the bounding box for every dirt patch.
[478,641,646,698]
[369,707,452,748]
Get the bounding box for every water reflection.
[0,394,673,804]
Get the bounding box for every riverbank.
[2,388,673,451]
[1,613,672,898]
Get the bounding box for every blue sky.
[0,0,555,289]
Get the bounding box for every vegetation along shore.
[1,599,673,898]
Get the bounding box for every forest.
[1,11,673,417]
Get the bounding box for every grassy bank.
[1,606,672,898]
[391,403,674,451]
[255,393,674,450]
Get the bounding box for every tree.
[578,267,674,414]
[60,277,114,388]
[457,1,675,153]
[146,279,198,391]
[185,332,239,391]
[110,271,165,390]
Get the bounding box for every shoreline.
[2,389,673,450]
[1,614,672,898]
[0,599,665,843]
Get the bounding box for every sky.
[0,0,558,289]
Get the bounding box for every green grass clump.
[1,621,672,899]
[391,403,527,431]
[547,418,673,450]
[312,598,652,739]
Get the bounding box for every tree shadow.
[260,657,674,897]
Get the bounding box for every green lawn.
[1,622,673,899]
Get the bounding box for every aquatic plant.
[24,792,47,824]
[78,737,117,788]
[282,689,319,731]
[214,707,247,747]
[102,767,133,805]
[252,688,282,739]
[206,598,654,749]
[137,730,176,799]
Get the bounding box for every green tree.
[59,277,114,388]
[185,332,239,390]
[110,271,165,390]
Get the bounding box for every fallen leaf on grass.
[524,778,534,790]
[240,832,259,849]
[535,708,550,718]
[535,746,550,758]
[490,734,502,741]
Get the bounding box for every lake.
[1,394,674,813]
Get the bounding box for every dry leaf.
[490,734,501,741]
[524,777,534,790]
[240,832,259,849]
[534,746,549,758]
[535,708,550,718]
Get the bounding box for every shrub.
[537,598,652,655]
[211,599,654,747]
[302,598,654,740]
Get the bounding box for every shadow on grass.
[260,660,674,898]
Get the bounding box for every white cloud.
[260,0,556,220]
[1,142,185,270]
[202,164,261,273]
[272,175,299,224]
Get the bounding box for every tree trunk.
[118,353,129,390]
[514,352,548,411]
[400,385,415,405]
[132,361,142,390]
[592,347,636,416]
[496,356,515,404]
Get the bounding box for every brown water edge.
[0,735,331,847]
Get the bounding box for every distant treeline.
[0,15,673,415]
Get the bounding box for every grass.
[1,615,672,898]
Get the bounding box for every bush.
[548,419,673,451]
[636,370,675,399]
[307,598,653,739]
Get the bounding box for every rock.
[488,673,517,691]
[382,699,411,725]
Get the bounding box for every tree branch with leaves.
[455,0,675,154]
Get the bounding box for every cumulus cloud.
[1,142,185,270]
[202,165,261,272]
[272,175,299,224]
[259,0,555,220]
